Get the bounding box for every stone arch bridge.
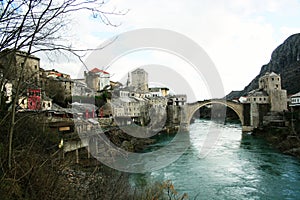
[181,99,252,132]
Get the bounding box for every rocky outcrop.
[227,33,300,99]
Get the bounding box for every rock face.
[227,33,300,99]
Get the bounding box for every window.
[253,98,256,101]
[34,65,37,70]
[259,98,262,101]
[272,78,274,81]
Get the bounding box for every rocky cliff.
[227,33,300,99]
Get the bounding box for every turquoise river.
[131,119,300,199]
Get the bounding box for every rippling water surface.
[132,119,300,199]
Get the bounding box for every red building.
[27,88,41,110]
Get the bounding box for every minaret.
[126,72,130,87]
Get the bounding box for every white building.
[3,82,12,103]
[290,92,300,107]
[42,97,52,110]
[18,96,28,109]
[84,68,110,92]
[149,87,169,97]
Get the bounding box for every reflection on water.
[132,119,300,199]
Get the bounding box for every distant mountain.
[226,33,300,100]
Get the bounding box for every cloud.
[47,0,300,98]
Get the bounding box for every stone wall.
[269,89,287,112]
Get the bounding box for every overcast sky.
[40,0,300,100]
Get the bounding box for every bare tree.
[0,0,126,169]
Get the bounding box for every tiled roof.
[90,68,109,74]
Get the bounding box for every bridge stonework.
[180,100,252,132]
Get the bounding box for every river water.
[132,119,300,199]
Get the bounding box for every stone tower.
[259,72,282,91]
[131,68,148,91]
[259,72,287,112]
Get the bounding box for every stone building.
[0,49,40,87]
[258,72,287,112]
[84,68,110,92]
[43,69,70,79]
[72,79,94,97]
[131,68,148,92]
[111,96,148,125]
[168,94,187,106]
[40,68,73,102]
[244,72,287,129]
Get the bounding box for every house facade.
[84,68,110,92]
[290,92,300,107]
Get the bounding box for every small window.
[253,98,256,101]
[259,98,262,101]
[272,78,274,81]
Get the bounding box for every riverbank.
[252,110,300,158]
[252,127,300,158]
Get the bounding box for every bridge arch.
[185,100,244,127]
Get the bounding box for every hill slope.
[227,33,300,99]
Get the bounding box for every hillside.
[227,33,300,99]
